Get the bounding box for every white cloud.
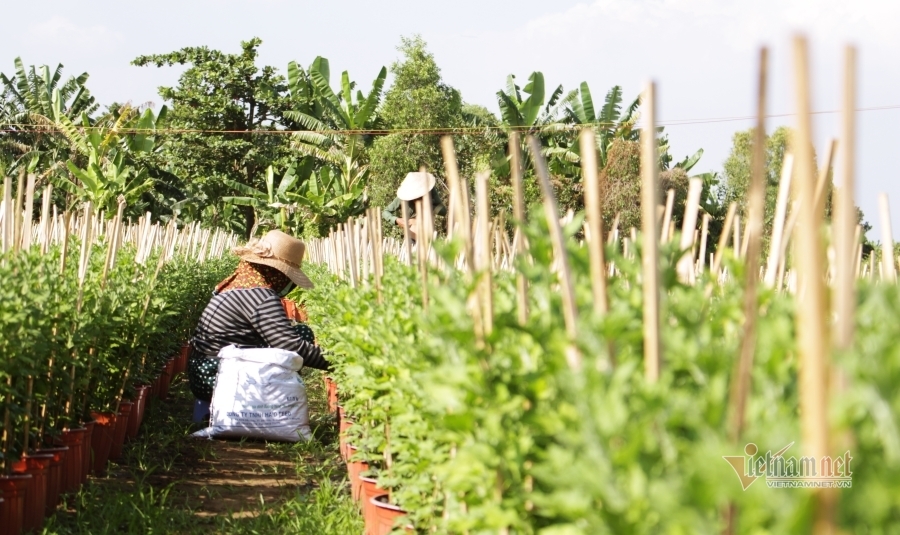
[473,0,900,237]
[518,0,900,52]
[28,16,123,49]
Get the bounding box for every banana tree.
[0,57,98,178]
[548,82,704,175]
[62,150,154,212]
[57,106,165,214]
[222,164,303,235]
[293,165,367,227]
[285,57,386,229]
[0,57,97,123]
[496,71,564,134]
[563,84,640,166]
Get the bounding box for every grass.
[41,368,362,535]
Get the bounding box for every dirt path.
[47,369,358,534]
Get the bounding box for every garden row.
[295,44,898,534]
[0,200,238,535]
[299,204,900,534]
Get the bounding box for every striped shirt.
[191,287,329,370]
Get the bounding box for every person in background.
[187,230,329,421]
[382,171,447,240]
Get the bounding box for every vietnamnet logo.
[723,442,853,490]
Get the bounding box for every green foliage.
[286,57,387,230]
[132,38,293,236]
[0,240,234,468]
[722,126,792,225]
[558,83,641,169]
[0,57,98,179]
[497,71,564,131]
[305,207,900,533]
[222,164,302,236]
[57,105,167,215]
[367,36,464,213]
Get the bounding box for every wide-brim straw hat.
[232,230,314,289]
[397,171,436,201]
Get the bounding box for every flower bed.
[0,227,235,533]
[303,213,900,534]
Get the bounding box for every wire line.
[2,104,899,136]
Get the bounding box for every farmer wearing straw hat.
[187,230,328,419]
[382,171,447,240]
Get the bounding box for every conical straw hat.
[397,171,436,201]
[232,230,313,288]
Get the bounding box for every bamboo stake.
[676,178,703,282]
[855,242,863,279]
[712,203,737,276]
[641,82,662,380]
[40,185,52,254]
[509,132,529,325]
[416,199,428,310]
[363,211,372,286]
[878,193,895,282]
[792,35,832,534]
[475,171,493,335]
[59,212,72,280]
[529,135,581,370]
[835,46,857,348]
[661,189,675,242]
[21,174,36,249]
[401,201,413,267]
[1,177,10,253]
[698,213,710,274]
[581,129,609,316]
[730,47,769,446]
[77,203,94,286]
[347,220,359,289]
[337,224,347,280]
[607,213,620,246]
[733,216,742,258]
[12,171,24,252]
[374,209,384,303]
[102,197,127,286]
[764,154,796,285]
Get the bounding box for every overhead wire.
[0,104,898,136]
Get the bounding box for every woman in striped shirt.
[188,230,329,404]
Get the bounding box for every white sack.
[192,345,311,442]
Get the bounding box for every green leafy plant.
[303,203,900,534]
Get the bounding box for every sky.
[4,0,900,240]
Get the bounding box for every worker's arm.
[252,294,331,370]
[382,197,402,224]
[431,189,448,217]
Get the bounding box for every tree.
[722,125,871,251]
[222,164,303,235]
[286,57,386,232]
[0,57,98,182]
[132,38,293,236]
[598,139,691,236]
[722,126,799,254]
[57,105,166,215]
[722,126,790,217]
[367,36,464,212]
[496,72,564,134]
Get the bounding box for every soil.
[58,368,344,523]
